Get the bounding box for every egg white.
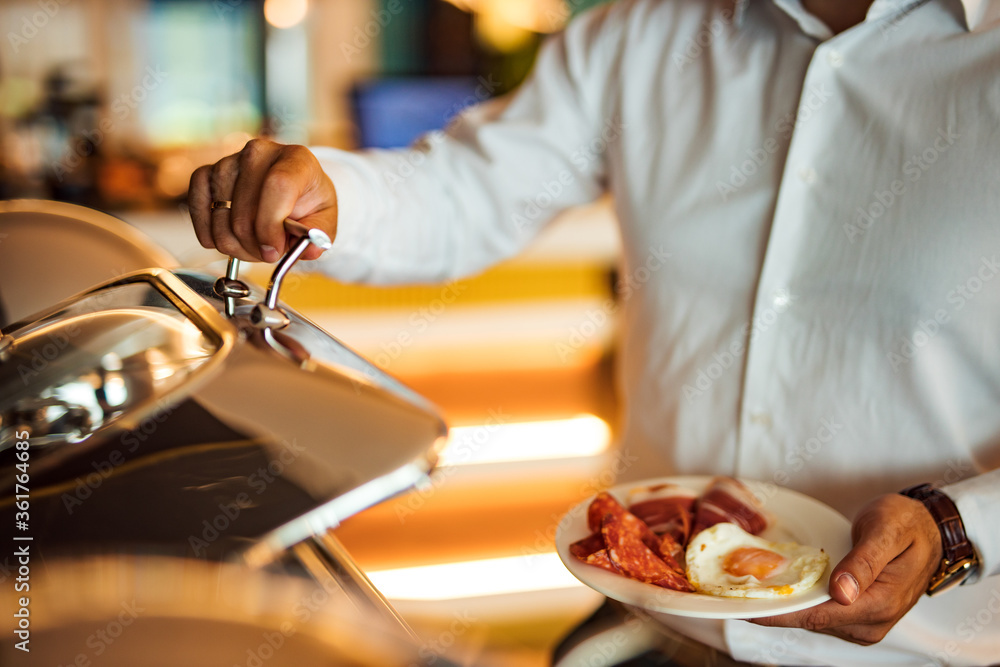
[686,522,829,598]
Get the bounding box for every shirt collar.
[734,0,997,34]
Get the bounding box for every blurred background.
[1,1,626,664]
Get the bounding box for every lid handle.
[250,220,332,330]
[214,258,251,317]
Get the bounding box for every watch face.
[928,559,979,597]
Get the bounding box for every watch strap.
[899,483,978,594]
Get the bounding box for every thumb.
[829,499,910,606]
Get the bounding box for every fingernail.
[836,572,859,604]
[260,245,278,262]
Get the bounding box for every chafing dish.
[0,200,452,664]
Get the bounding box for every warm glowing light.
[447,0,569,48]
[368,552,581,600]
[475,8,534,52]
[264,0,308,29]
[440,414,610,466]
[155,154,195,197]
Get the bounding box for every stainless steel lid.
[0,213,447,565]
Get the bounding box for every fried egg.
[686,522,828,598]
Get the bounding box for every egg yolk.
[722,547,788,580]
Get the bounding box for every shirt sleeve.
[307,2,626,284]
[942,469,1000,582]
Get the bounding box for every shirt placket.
[733,34,852,480]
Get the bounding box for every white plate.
[555,476,853,619]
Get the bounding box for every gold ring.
[211,200,232,210]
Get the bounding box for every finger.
[256,146,337,262]
[188,165,214,249]
[752,602,894,646]
[830,498,921,606]
[751,596,882,633]
[209,154,250,260]
[752,612,888,646]
[231,138,284,260]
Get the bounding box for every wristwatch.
[899,483,980,596]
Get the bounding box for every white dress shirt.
[310,0,1000,663]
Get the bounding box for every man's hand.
[188,138,338,263]
[751,493,942,645]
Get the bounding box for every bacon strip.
[585,493,685,568]
[691,476,768,537]
[587,492,629,533]
[572,478,766,593]
[574,492,687,576]
[583,548,620,573]
[628,484,698,547]
[569,532,606,560]
[654,529,687,566]
[602,513,694,592]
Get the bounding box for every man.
[188,0,1000,663]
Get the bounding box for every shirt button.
[798,167,817,184]
[772,288,791,309]
[827,50,844,68]
[749,412,772,428]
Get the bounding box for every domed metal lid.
[0,215,447,565]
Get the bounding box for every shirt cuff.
[308,146,368,257]
[306,146,377,281]
[942,470,1000,583]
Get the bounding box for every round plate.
[556,476,853,619]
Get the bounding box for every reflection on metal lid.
[1,267,446,565]
[1,280,225,452]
